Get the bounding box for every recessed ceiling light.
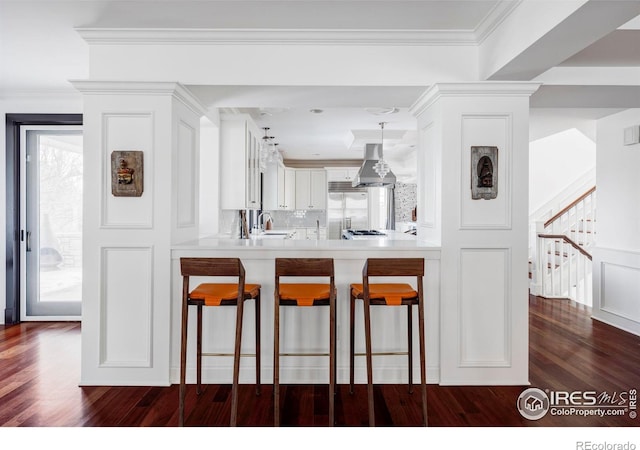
[366,107,399,116]
[309,109,324,114]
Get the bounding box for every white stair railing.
[544,187,596,250]
[536,234,593,304]
[532,187,596,305]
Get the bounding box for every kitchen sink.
[252,229,295,239]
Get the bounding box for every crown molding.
[69,80,207,115]
[474,0,523,44]
[409,82,542,116]
[0,88,82,101]
[76,27,479,46]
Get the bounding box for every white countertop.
[173,236,439,251]
[342,230,417,241]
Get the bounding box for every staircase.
[530,187,596,306]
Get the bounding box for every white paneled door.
[21,126,83,320]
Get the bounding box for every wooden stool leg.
[349,292,356,394]
[230,298,245,427]
[329,294,336,426]
[196,304,203,395]
[407,304,413,394]
[363,296,375,427]
[179,298,189,427]
[255,294,261,396]
[418,295,428,426]
[273,296,281,427]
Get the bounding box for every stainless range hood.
[352,143,396,187]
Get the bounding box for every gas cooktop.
[345,229,387,236]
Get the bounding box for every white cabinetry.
[263,164,295,211]
[307,227,327,240]
[293,227,326,240]
[220,115,261,210]
[262,164,296,211]
[284,168,296,211]
[326,167,359,182]
[295,169,327,210]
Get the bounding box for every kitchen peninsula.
[74,77,534,391]
[170,237,441,386]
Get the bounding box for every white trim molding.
[593,246,640,337]
[99,246,154,368]
[76,27,479,46]
[410,82,542,117]
[70,80,207,117]
[74,2,522,47]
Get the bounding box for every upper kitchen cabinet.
[220,114,262,210]
[284,168,296,211]
[295,169,327,210]
[263,163,295,211]
[326,167,360,182]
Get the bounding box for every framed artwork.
[111,150,143,197]
[471,146,498,200]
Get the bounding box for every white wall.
[0,94,83,325]
[593,108,640,336]
[529,127,596,218]
[88,40,478,86]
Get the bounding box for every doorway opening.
[21,126,83,320]
[5,114,83,325]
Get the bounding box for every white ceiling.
[191,85,425,161]
[2,0,639,174]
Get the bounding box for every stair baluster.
[532,187,596,305]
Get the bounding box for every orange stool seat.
[350,283,418,306]
[190,283,262,306]
[278,283,331,306]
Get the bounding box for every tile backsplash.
[395,182,417,223]
[219,209,326,236]
[267,209,326,228]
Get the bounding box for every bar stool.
[273,258,336,426]
[349,258,427,426]
[179,257,261,427]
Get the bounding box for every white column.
[71,81,205,385]
[411,82,540,385]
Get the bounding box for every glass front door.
[21,126,83,320]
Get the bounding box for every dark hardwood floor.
[1,295,639,427]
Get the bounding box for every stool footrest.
[201,352,257,357]
[354,351,410,357]
[279,352,330,357]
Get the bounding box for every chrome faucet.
[316,219,320,240]
[257,212,273,232]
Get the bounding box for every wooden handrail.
[544,186,596,228]
[537,234,592,260]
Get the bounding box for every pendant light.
[373,122,391,178]
[260,127,284,166]
[260,127,275,169]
